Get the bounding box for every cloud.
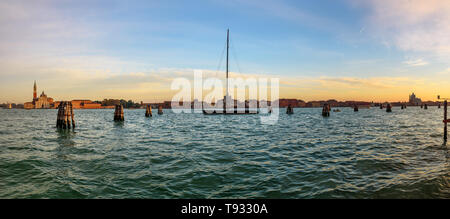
[354,0,450,58]
[1,59,447,103]
[403,58,429,67]
[315,76,415,89]
[317,77,388,89]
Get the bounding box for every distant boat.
[333,109,341,112]
[203,29,259,115]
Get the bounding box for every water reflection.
[113,121,125,127]
[56,129,76,147]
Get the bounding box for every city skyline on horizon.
[2,80,441,105]
[1,0,449,103]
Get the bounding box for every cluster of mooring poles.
[56,101,75,129]
[115,104,163,121]
[145,105,152,117]
[114,105,124,121]
[53,97,449,143]
[286,105,294,114]
[322,104,330,117]
[57,103,166,126]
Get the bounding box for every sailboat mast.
[226,29,229,97]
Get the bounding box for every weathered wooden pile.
[354,105,359,112]
[444,100,448,142]
[158,105,163,115]
[56,101,75,129]
[114,104,124,121]
[286,105,294,114]
[145,105,152,117]
[386,103,392,112]
[322,104,330,117]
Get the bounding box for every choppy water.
[0,107,449,198]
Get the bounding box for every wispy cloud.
[353,0,450,59]
[403,58,429,67]
[317,77,391,89]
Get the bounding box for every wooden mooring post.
[56,101,75,129]
[354,105,359,112]
[158,105,163,115]
[438,95,448,142]
[286,104,294,114]
[386,103,392,113]
[322,104,330,117]
[114,105,124,121]
[444,100,448,142]
[145,105,152,117]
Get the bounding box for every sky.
[0,0,449,103]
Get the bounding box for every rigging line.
[230,38,243,77]
[216,41,227,78]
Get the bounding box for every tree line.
[97,99,141,108]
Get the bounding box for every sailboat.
[203,29,259,115]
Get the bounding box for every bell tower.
[33,80,37,101]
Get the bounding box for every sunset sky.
[0,0,449,103]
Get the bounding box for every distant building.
[23,81,106,109]
[35,91,53,108]
[69,100,102,109]
[306,101,321,107]
[409,92,422,105]
[297,100,306,107]
[24,81,54,109]
[279,99,299,108]
[326,99,339,107]
[163,101,173,109]
[54,100,104,109]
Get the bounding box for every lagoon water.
[0,107,449,198]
